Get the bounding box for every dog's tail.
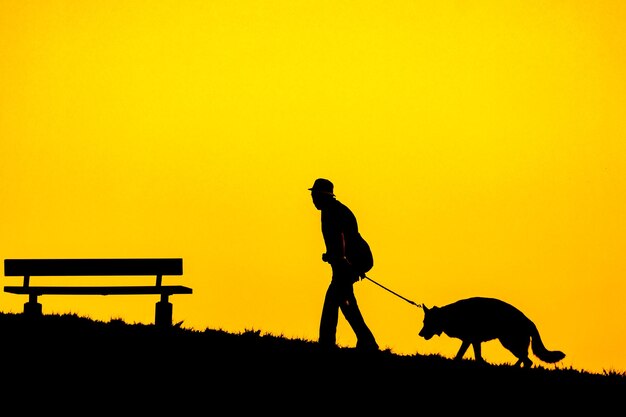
[530,322,566,364]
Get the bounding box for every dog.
[418,296,565,367]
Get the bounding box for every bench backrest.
[4,258,183,277]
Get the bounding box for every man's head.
[309,178,335,210]
[308,178,335,196]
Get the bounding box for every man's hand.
[322,253,353,267]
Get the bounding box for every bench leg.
[24,294,42,317]
[155,297,173,327]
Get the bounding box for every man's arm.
[321,208,348,264]
[322,232,349,265]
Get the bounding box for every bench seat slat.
[4,285,193,296]
[4,258,183,277]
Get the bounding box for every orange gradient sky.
[1,1,625,375]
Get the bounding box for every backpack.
[346,233,374,277]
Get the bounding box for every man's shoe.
[356,341,379,352]
[318,342,339,353]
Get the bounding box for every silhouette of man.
[308,178,379,352]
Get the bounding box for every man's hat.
[308,178,335,196]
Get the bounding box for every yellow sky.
[1,1,625,374]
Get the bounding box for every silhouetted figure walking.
[308,178,379,352]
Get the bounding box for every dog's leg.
[472,342,485,363]
[455,340,471,360]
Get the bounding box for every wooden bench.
[3,258,192,327]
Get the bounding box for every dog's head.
[418,304,443,340]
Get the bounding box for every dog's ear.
[421,303,429,312]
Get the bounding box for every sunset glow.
[1,0,625,374]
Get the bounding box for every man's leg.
[319,281,340,347]
[339,285,378,351]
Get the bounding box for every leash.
[362,274,422,308]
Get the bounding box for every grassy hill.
[2,312,623,413]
